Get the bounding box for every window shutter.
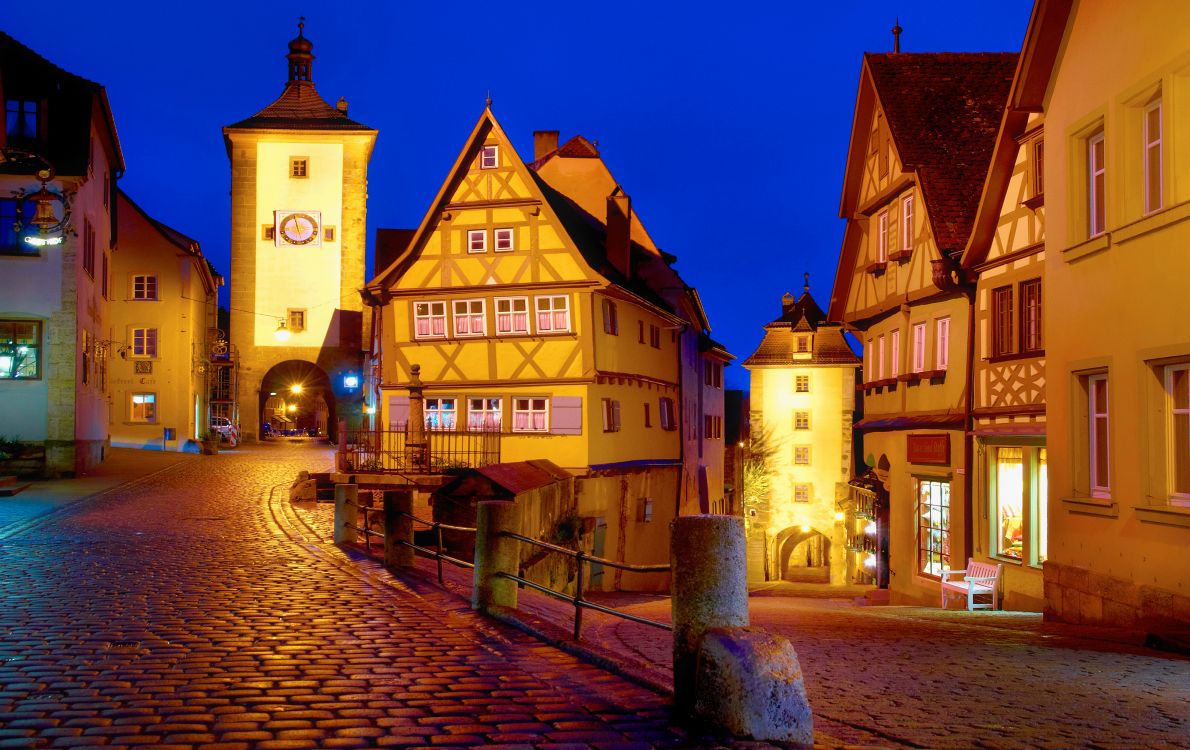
[551,396,583,435]
[388,396,410,430]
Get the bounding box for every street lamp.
[273,319,291,342]
[290,383,302,394]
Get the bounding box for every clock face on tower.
[275,210,322,247]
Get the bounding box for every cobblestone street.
[0,442,756,749]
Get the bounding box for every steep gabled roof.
[117,189,220,295]
[225,82,373,132]
[865,52,1018,254]
[744,290,859,368]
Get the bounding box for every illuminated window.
[794,484,811,503]
[991,445,1048,566]
[453,299,485,337]
[993,447,1024,560]
[512,397,548,432]
[132,275,158,301]
[1144,99,1163,214]
[795,375,809,393]
[467,397,502,431]
[1036,448,1048,564]
[901,194,914,252]
[935,318,950,370]
[0,320,41,379]
[794,411,810,430]
[287,308,306,332]
[535,295,570,333]
[1088,130,1106,236]
[602,399,621,432]
[911,323,926,373]
[794,446,811,465]
[131,327,158,358]
[425,398,457,430]
[130,392,156,423]
[289,157,308,178]
[916,478,951,577]
[495,297,529,335]
[494,228,514,252]
[467,229,487,253]
[602,299,618,335]
[413,301,447,339]
[480,145,498,169]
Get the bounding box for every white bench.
[940,559,1003,611]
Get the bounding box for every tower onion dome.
[286,19,314,83]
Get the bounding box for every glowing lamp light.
[865,521,878,536]
[274,321,291,342]
[290,383,303,394]
[287,404,297,412]
[833,511,845,522]
[863,554,877,569]
[269,392,277,396]
[342,374,359,389]
[800,524,811,533]
[364,405,375,415]
[737,441,745,448]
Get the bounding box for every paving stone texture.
[0,442,790,749]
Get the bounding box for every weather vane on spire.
[892,17,903,53]
[804,272,810,294]
[298,15,306,36]
[485,90,492,108]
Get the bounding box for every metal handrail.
[398,511,475,586]
[498,530,672,639]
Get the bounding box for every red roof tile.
[226,81,373,131]
[866,52,1017,254]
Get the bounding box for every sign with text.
[907,433,950,465]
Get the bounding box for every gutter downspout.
[962,282,977,564]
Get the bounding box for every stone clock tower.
[223,23,377,440]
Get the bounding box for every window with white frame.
[877,334,886,379]
[467,397,502,431]
[1088,373,1110,497]
[512,397,548,432]
[890,329,901,377]
[794,411,810,430]
[911,323,926,373]
[1020,279,1043,353]
[865,338,873,381]
[130,392,156,423]
[467,229,487,254]
[494,228,514,252]
[602,398,621,432]
[1144,98,1163,214]
[1164,364,1189,504]
[935,318,950,370]
[901,194,914,252]
[132,275,158,301]
[414,301,447,339]
[495,297,529,335]
[453,299,485,337]
[797,336,809,353]
[877,210,889,263]
[917,478,951,577]
[535,295,570,333]
[425,397,457,430]
[794,446,811,465]
[795,375,809,393]
[480,145,499,169]
[794,484,811,503]
[1088,130,1106,236]
[131,327,158,358]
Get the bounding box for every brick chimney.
[606,189,632,279]
[534,130,560,160]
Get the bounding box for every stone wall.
[1044,560,1190,629]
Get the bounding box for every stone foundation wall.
[1044,560,1190,629]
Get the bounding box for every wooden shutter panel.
[388,396,410,430]
[551,396,583,435]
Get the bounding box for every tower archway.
[259,360,336,440]
[773,526,832,583]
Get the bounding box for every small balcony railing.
[341,424,500,474]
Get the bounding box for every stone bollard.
[333,484,359,544]
[384,490,414,570]
[472,500,520,613]
[671,515,749,713]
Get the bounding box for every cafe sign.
[907,433,950,465]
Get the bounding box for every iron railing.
[341,426,500,474]
[497,531,672,640]
[397,511,476,586]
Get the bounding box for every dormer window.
[796,336,809,353]
[480,145,499,169]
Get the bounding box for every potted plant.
[200,431,221,455]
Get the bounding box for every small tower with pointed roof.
[223,22,378,441]
[742,280,860,585]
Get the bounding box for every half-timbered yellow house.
[831,51,1017,605]
[363,107,730,589]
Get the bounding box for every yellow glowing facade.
[1027,0,1190,627]
[743,288,859,584]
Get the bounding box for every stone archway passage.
[774,527,832,584]
[259,360,336,440]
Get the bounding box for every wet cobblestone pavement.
[0,442,777,749]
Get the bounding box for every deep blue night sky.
[5,1,1032,389]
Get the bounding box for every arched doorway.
[259,360,335,440]
[773,526,832,584]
